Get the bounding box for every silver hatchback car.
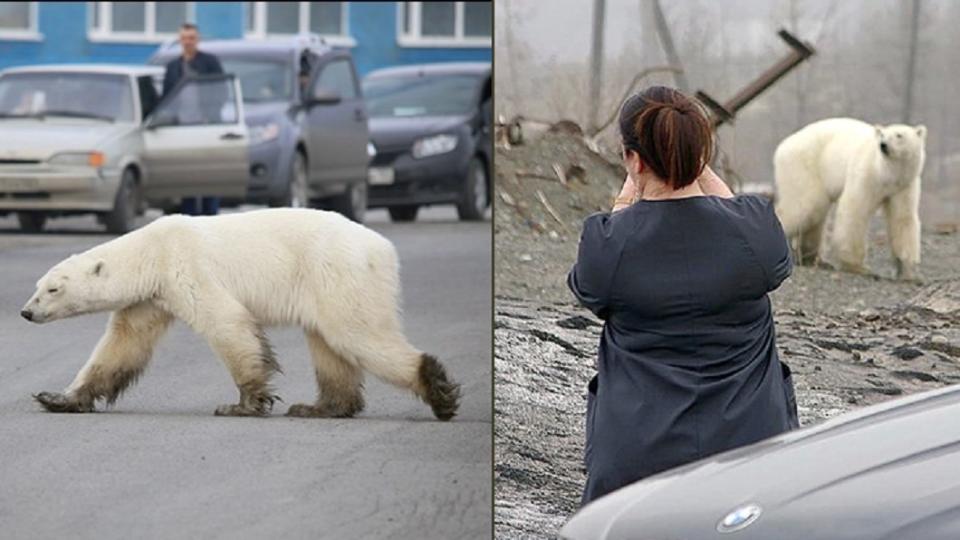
[0,64,249,233]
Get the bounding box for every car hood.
[0,120,136,161]
[562,384,960,540]
[242,101,292,126]
[368,115,469,150]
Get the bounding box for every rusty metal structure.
[696,29,816,128]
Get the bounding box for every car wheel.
[456,157,488,221]
[388,205,419,222]
[269,151,309,208]
[104,168,140,234]
[330,179,367,223]
[17,212,47,233]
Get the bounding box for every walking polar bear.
[774,118,926,280]
[22,208,460,420]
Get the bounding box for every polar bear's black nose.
[20,309,33,321]
[880,142,889,155]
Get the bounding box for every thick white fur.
[774,118,926,279]
[25,208,426,408]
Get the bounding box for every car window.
[137,75,161,119]
[0,72,134,122]
[315,59,357,100]
[220,58,293,103]
[363,74,483,118]
[149,76,239,126]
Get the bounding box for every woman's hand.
[697,165,735,198]
[612,174,641,212]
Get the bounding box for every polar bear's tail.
[417,354,461,421]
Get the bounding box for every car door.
[302,53,368,195]
[140,74,249,199]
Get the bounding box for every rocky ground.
[493,131,960,539]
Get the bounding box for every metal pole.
[588,0,606,132]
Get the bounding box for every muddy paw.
[285,403,325,417]
[33,392,94,413]
[214,404,269,417]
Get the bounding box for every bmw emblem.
[716,503,762,533]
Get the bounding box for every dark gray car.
[149,36,370,222]
[561,383,960,539]
[363,62,491,222]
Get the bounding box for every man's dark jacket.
[162,50,224,96]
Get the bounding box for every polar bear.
[774,118,926,280]
[21,208,460,420]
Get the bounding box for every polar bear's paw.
[285,396,364,418]
[33,391,95,413]
[418,354,461,421]
[214,389,279,417]
[214,402,272,417]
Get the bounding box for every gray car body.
[363,62,492,209]
[562,383,960,540]
[148,37,369,206]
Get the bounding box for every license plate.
[0,177,38,191]
[368,167,395,185]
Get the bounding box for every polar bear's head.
[875,123,926,161]
[21,253,115,324]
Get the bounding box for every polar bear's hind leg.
[286,330,365,418]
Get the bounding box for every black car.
[561,383,960,539]
[362,62,491,222]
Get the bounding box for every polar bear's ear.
[916,125,927,139]
[91,260,105,277]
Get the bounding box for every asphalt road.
[0,206,492,539]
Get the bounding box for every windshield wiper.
[37,110,115,122]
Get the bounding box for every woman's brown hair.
[619,86,714,190]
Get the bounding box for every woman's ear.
[624,149,643,178]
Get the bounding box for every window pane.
[155,77,238,126]
[309,2,341,35]
[156,2,188,33]
[0,2,30,30]
[420,2,454,37]
[464,1,490,37]
[112,2,146,32]
[316,60,356,99]
[89,2,99,30]
[266,2,299,34]
[244,2,254,32]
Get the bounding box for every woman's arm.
[698,165,735,198]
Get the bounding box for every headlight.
[411,134,458,159]
[249,122,281,145]
[48,151,105,167]
[367,141,377,160]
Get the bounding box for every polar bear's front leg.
[35,302,173,413]
[831,184,879,275]
[196,299,280,417]
[884,180,922,281]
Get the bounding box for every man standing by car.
[162,22,224,216]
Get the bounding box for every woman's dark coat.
[568,195,800,504]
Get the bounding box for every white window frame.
[0,2,42,42]
[397,2,490,48]
[244,2,355,48]
[87,2,196,44]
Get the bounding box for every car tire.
[269,151,309,208]
[329,179,367,223]
[388,205,419,222]
[17,212,47,233]
[456,157,488,221]
[104,168,140,235]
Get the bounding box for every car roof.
[563,383,960,539]
[0,64,163,77]
[151,35,333,61]
[364,62,491,80]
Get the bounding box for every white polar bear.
[21,208,460,420]
[774,118,926,280]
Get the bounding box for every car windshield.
[220,58,292,103]
[363,74,483,118]
[0,72,133,122]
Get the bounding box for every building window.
[244,2,354,47]
[0,2,41,41]
[88,2,194,43]
[398,2,491,47]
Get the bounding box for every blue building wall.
[0,2,489,75]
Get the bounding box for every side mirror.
[307,87,342,106]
